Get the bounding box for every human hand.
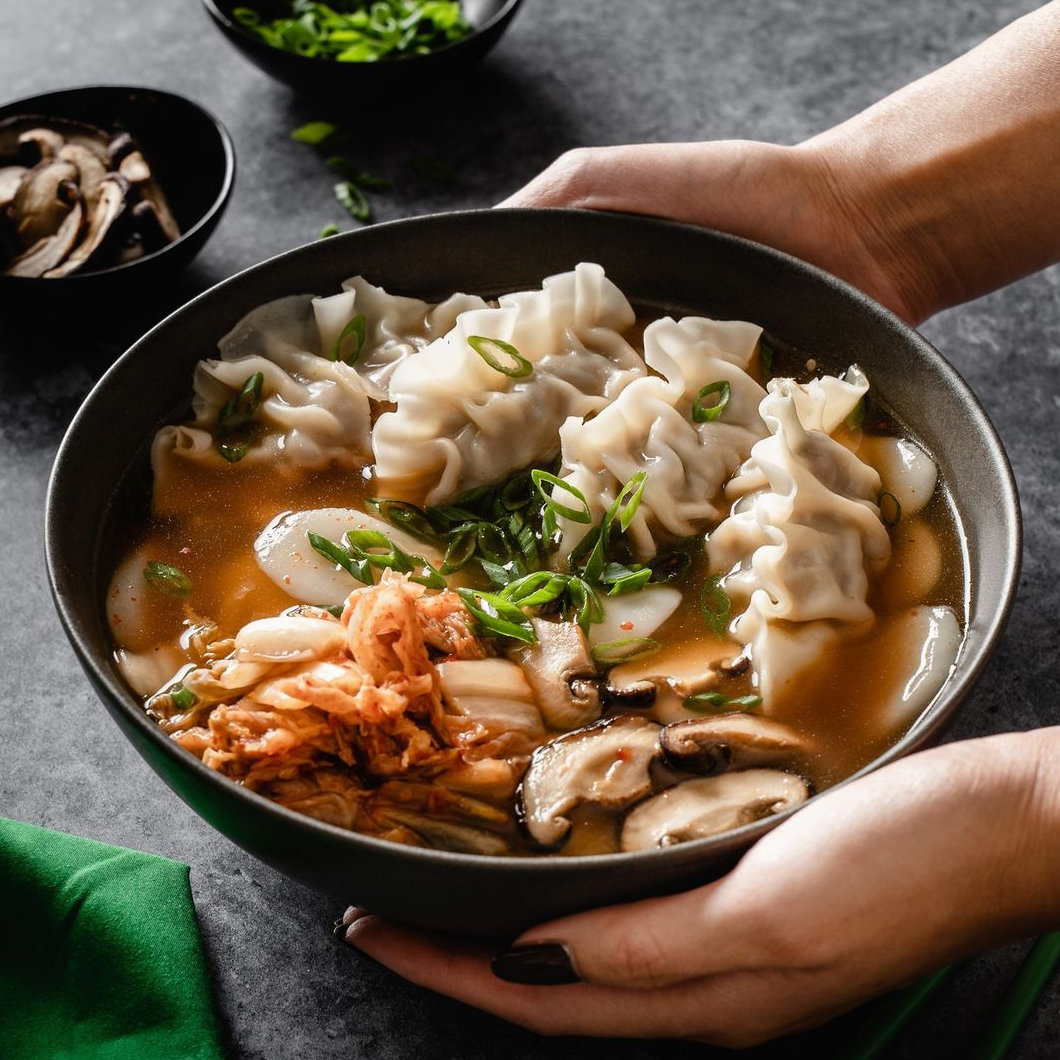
[341,731,1060,1046]
[500,139,923,326]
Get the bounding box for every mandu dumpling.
[105,264,964,857]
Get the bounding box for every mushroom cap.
[9,158,79,247]
[510,618,600,731]
[660,712,808,775]
[44,173,131,278]
[620,769,810,851]
[4,197,83,277]
[518,714,662,848]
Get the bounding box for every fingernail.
[333,906,368,938]
[491,942,580,985]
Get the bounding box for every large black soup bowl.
[45,209,1021,937]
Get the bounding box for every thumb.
[492,875,767,990]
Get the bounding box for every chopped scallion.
[456,588,537,643]
[531,470,592,524]
[143,561,193,598]
[879,490,902,527]
[684,692,762,713]
[591,637,661,664]
[692,380,732,423]
[468,335,533,378]
[331,313,367,364]
[335,180,370,222]
[700,575,732,636]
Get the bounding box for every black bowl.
[0,85,234,304]
[201,0,524,98]
[45,209,1021,937]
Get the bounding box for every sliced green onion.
[319,222,339,239]
[614,470,648,532]
[879,490,902,527]
[218,441,249,463]
[365,499,440,545]
[441,527,477,573]
[692,380,732,423]
[500,471,533,511]
[845,395,866,430]
[760,340,775,378]
[684,692,762,713]
[580,471,649,584]
[168,682,197,711]
[647,549,691,583]
[143,561,193,598]
[456,588,537,643]
[467,335,533,378]
[335,180,370,222]
[700,575,732,636]
[531,470,591,524]
[342,529,445,588]
[331,313,366,364]
[291,121,338,145]
[500,571,569,609]
[218,371,264,433]
[603,565,653,596]
[307,530,373,584]
[567,577,603,631]
[591,637,661,664]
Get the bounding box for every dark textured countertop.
[3,1,1059,1057]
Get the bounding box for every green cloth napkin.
[0,817,224,1060]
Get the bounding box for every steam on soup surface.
[106,264,966,857]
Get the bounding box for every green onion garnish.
[580,471,648,584]
[591,637,661,664]
[456,588,537,643]
[143,561,193,598]
[365,498,440,545]
[468,335,533,378]
[684,692,762,713]
[760,340,775,378]
[601,563,653,596]
[308,530,373,585]
[845,395,866,430]
[879,490,902,527]
[318,223,339,239]
[342,528,446,588]
[531,470,592,524]
[335,180,370,222]
[168,682,197,711]
[331,312,367,364]
[218,372,264,434]
[218,442,249,464]
[692,380,732,423]
[499,571,569,609]
[700,575,732,636]
[290,121,338,145]
[441,527,477,574]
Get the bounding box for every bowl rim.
[44,207,1023,876]
[200,0,523,66]
[0,83,236,282]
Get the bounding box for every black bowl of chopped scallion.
[200,0,524,97]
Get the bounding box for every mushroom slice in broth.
[620,769,809,852]
[660,713,809,776]
[519,715,662,848]
[510,619,601,731]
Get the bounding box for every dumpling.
[371,263,647,504]
[556,314,768,559]
[708,378,892,704]
[190,276,486,468]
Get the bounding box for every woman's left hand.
[340,730,1059,1046]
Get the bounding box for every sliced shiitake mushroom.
[518,714,662,848]
[119,149,180,242]
[660,713,808,775]
[510,618,601,730]
[44,173,130,278]
[8,158,79,247]
[620,770,810,851]
[0,165,27,210]
[5,197,83,277]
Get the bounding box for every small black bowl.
[201,0,523,98]
[46,209,1021,937]
[0,85,234,304]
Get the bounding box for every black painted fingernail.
[491,942,580,985]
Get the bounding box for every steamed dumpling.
[556,314,768,559]
[709,377,892,704]
[371,263,647,504]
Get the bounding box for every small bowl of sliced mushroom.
[0,85,234,293]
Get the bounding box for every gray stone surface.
[2,0,1059,1057]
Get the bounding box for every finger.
[497,876,770,990]
[344,915,766,1041]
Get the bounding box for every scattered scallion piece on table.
[468,335,533,378]
[143,561,193,598]
[335,180,370,221]
[290,120,338,145]
[319,223,339,238]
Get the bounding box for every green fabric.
[0,817,224,1060]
